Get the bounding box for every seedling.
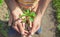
[19,9,36,31]
[19,9,36,22]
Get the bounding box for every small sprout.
[30,12,36,17]
[19,9,36,22]
[26,9,30,14]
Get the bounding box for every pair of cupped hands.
[9,2,41,37]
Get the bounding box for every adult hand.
[28,2,42,36]
[12,18,28,35]
[30,14,42,35]
[11,7,28,36]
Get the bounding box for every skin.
[29,0,52,35]
[5,0,28,36]
[5,0,52,37]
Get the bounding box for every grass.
[52,0,60,30]
[52,0,60,37]
[0,22,8,37]
[0,0,3,6]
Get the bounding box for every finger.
[35,24,40,32]
[29,3,38,11]
[21,31,28,36]
[17,22,25,34]
[24,30,28,34]
[24,30,29,35]
[31,25,40,35]
[32,4,38,12]
[24,33,27,36]
[12,25,20,33]
[22,23,25,29]
[29,24,37,35]
[29,21,33,28]
[34,19,42,32]
[17,22,23,30]
[30,24,40,35]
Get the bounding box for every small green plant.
[19,9,36,22]
[19,9,36,30]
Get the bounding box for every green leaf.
[26,9,30,13]
[24,9,30,14]
[29,17,34,22]
[30,12,36,17]
[19,9,36,22]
